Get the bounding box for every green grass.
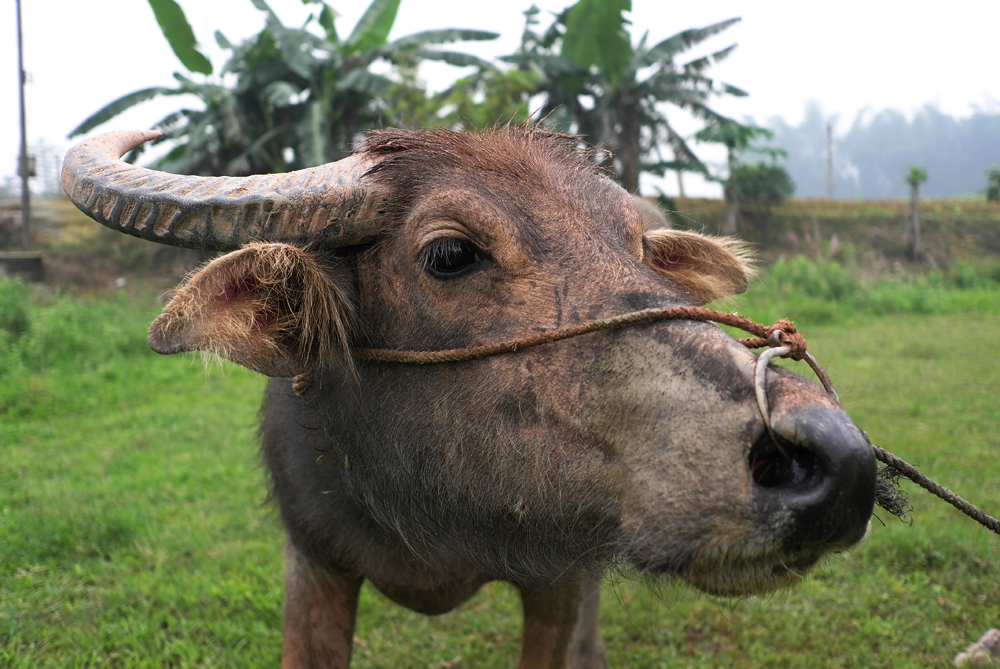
[1,273,999,667]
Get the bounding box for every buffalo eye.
[422,238,490,279]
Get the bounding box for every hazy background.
[2,0,998,198]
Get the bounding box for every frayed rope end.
[874,464,913,525]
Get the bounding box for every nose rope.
[352,306,809,365]
[294,304,1000,538]
[869,444,1000,536]
[753,328,839,457]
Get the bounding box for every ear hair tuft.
[149,242,354,377]
[643,230,756,304]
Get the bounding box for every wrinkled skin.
[63,128,876,668]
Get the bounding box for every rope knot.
[765,319,808,361]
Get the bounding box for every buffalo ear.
[642,229,755,304]
[632,194,671,232]
[148,242,353,377]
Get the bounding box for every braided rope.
[353,306,805,364]
[871,446,1000,537]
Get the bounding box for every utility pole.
[825,122,833,200]
[16,0,31,250]
[724,144,739,235]
[666,126,686,198]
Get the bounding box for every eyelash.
[422,238,490,279]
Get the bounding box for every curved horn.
[61,130,389,251]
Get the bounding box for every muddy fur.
[643,229,757,304]
[264,361,620,590]
[148,243,354,377]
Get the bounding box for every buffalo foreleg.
[516,579,587,669]
[281,539,362,669]
[568,575,607,668]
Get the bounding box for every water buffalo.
[62,127,876,668]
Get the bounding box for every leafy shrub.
[986,165,1000,202]
[0,275,30,339]
[771,255,861,301]
[731,162,795,205]
[953,263,983,290]
[737,256,1000,325]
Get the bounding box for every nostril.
[749,433,819,489]
[754,407,877,549]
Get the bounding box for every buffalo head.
[63,127,876,667]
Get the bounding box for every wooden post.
[825,122,833,199]
[16,0,31,251]
[904,166,926,262]
[908,181,920,261]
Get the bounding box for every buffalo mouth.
[666,426,873,598]
[680,549,826,597]
[625,526,835,598]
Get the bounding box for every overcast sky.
[2,0,998,197]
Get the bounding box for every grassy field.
[2,267,999,668]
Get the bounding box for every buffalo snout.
[753,404,877,551]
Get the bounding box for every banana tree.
[694,120,784,234]
[505,0,747,194]
[386,62,539,131]
[70,0,497,176]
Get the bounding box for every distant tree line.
[767,102,1000,199]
